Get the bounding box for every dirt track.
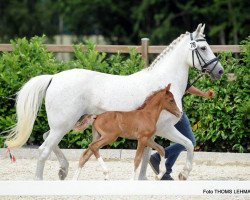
[0,149,249,200]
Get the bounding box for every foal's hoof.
[103,172,109,180]
[58,168,68,180]
[178,172,187,180]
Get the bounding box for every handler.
[149,83,215,180]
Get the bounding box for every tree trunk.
[219,29,225,45]
[227,0,238,44]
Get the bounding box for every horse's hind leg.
[43,131,69,180]
[138,146,151,180]
[36,129,65,180]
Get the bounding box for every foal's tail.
[5,75,53,148]
[74,114,97,132]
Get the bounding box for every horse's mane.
[136,87,166,110]
[146,32,190,70]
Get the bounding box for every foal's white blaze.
[5,24,224,180]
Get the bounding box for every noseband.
[190,33,219,74]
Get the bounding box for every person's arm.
[186,86,215,97]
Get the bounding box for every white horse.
[5,24,224,180]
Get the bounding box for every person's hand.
[205,89,215,97]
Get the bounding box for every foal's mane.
[146,32,190,70]
[136,88,166,110]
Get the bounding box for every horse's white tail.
[5,75,53,148]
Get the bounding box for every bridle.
[189,33,219,74]
[187,33,220,87]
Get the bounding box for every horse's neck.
[147,44,189,98]
[142,93,163,124]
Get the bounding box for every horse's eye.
[200,46,207,51]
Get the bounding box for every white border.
[0,181,249,196]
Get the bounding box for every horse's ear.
[195,23,202,33]
[166,83,171,92]
[200,24,205,35]
[194,23,203,38]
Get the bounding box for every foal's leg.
[146,138,166,180]
[73,129,101,180]
[88,136,117,180]
[132,137,148,180]
[43,131,69,180]
[73,147,94,180]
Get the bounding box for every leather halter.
[190,33,219,74]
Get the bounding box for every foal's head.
[160,84,182,117]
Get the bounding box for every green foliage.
[184,37,250,152]
[59,129,93,149]
[0,0,57,41]
[240,36,250,67]
[72,41,144,75]
[0,36,69,147]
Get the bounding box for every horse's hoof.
[138,176,148,180]
[156,173,164,180]
[178,172,187,180]
[104,174,109,180]
[35,176,43,181]
[58,168,67,180]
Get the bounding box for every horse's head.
[186,24,224,80]
[162,84,182,118]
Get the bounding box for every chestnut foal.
[73,83,181,180]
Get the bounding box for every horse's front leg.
[160,125,194,180]
[146,138,166,180]
[132,136,149,180]
[138,146,151,180]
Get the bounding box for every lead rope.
[188,73,205,90]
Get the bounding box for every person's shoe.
[149,155,160,175]
[161,174,174,181]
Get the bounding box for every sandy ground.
[1,157,249,181]
[0,153,250,200]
